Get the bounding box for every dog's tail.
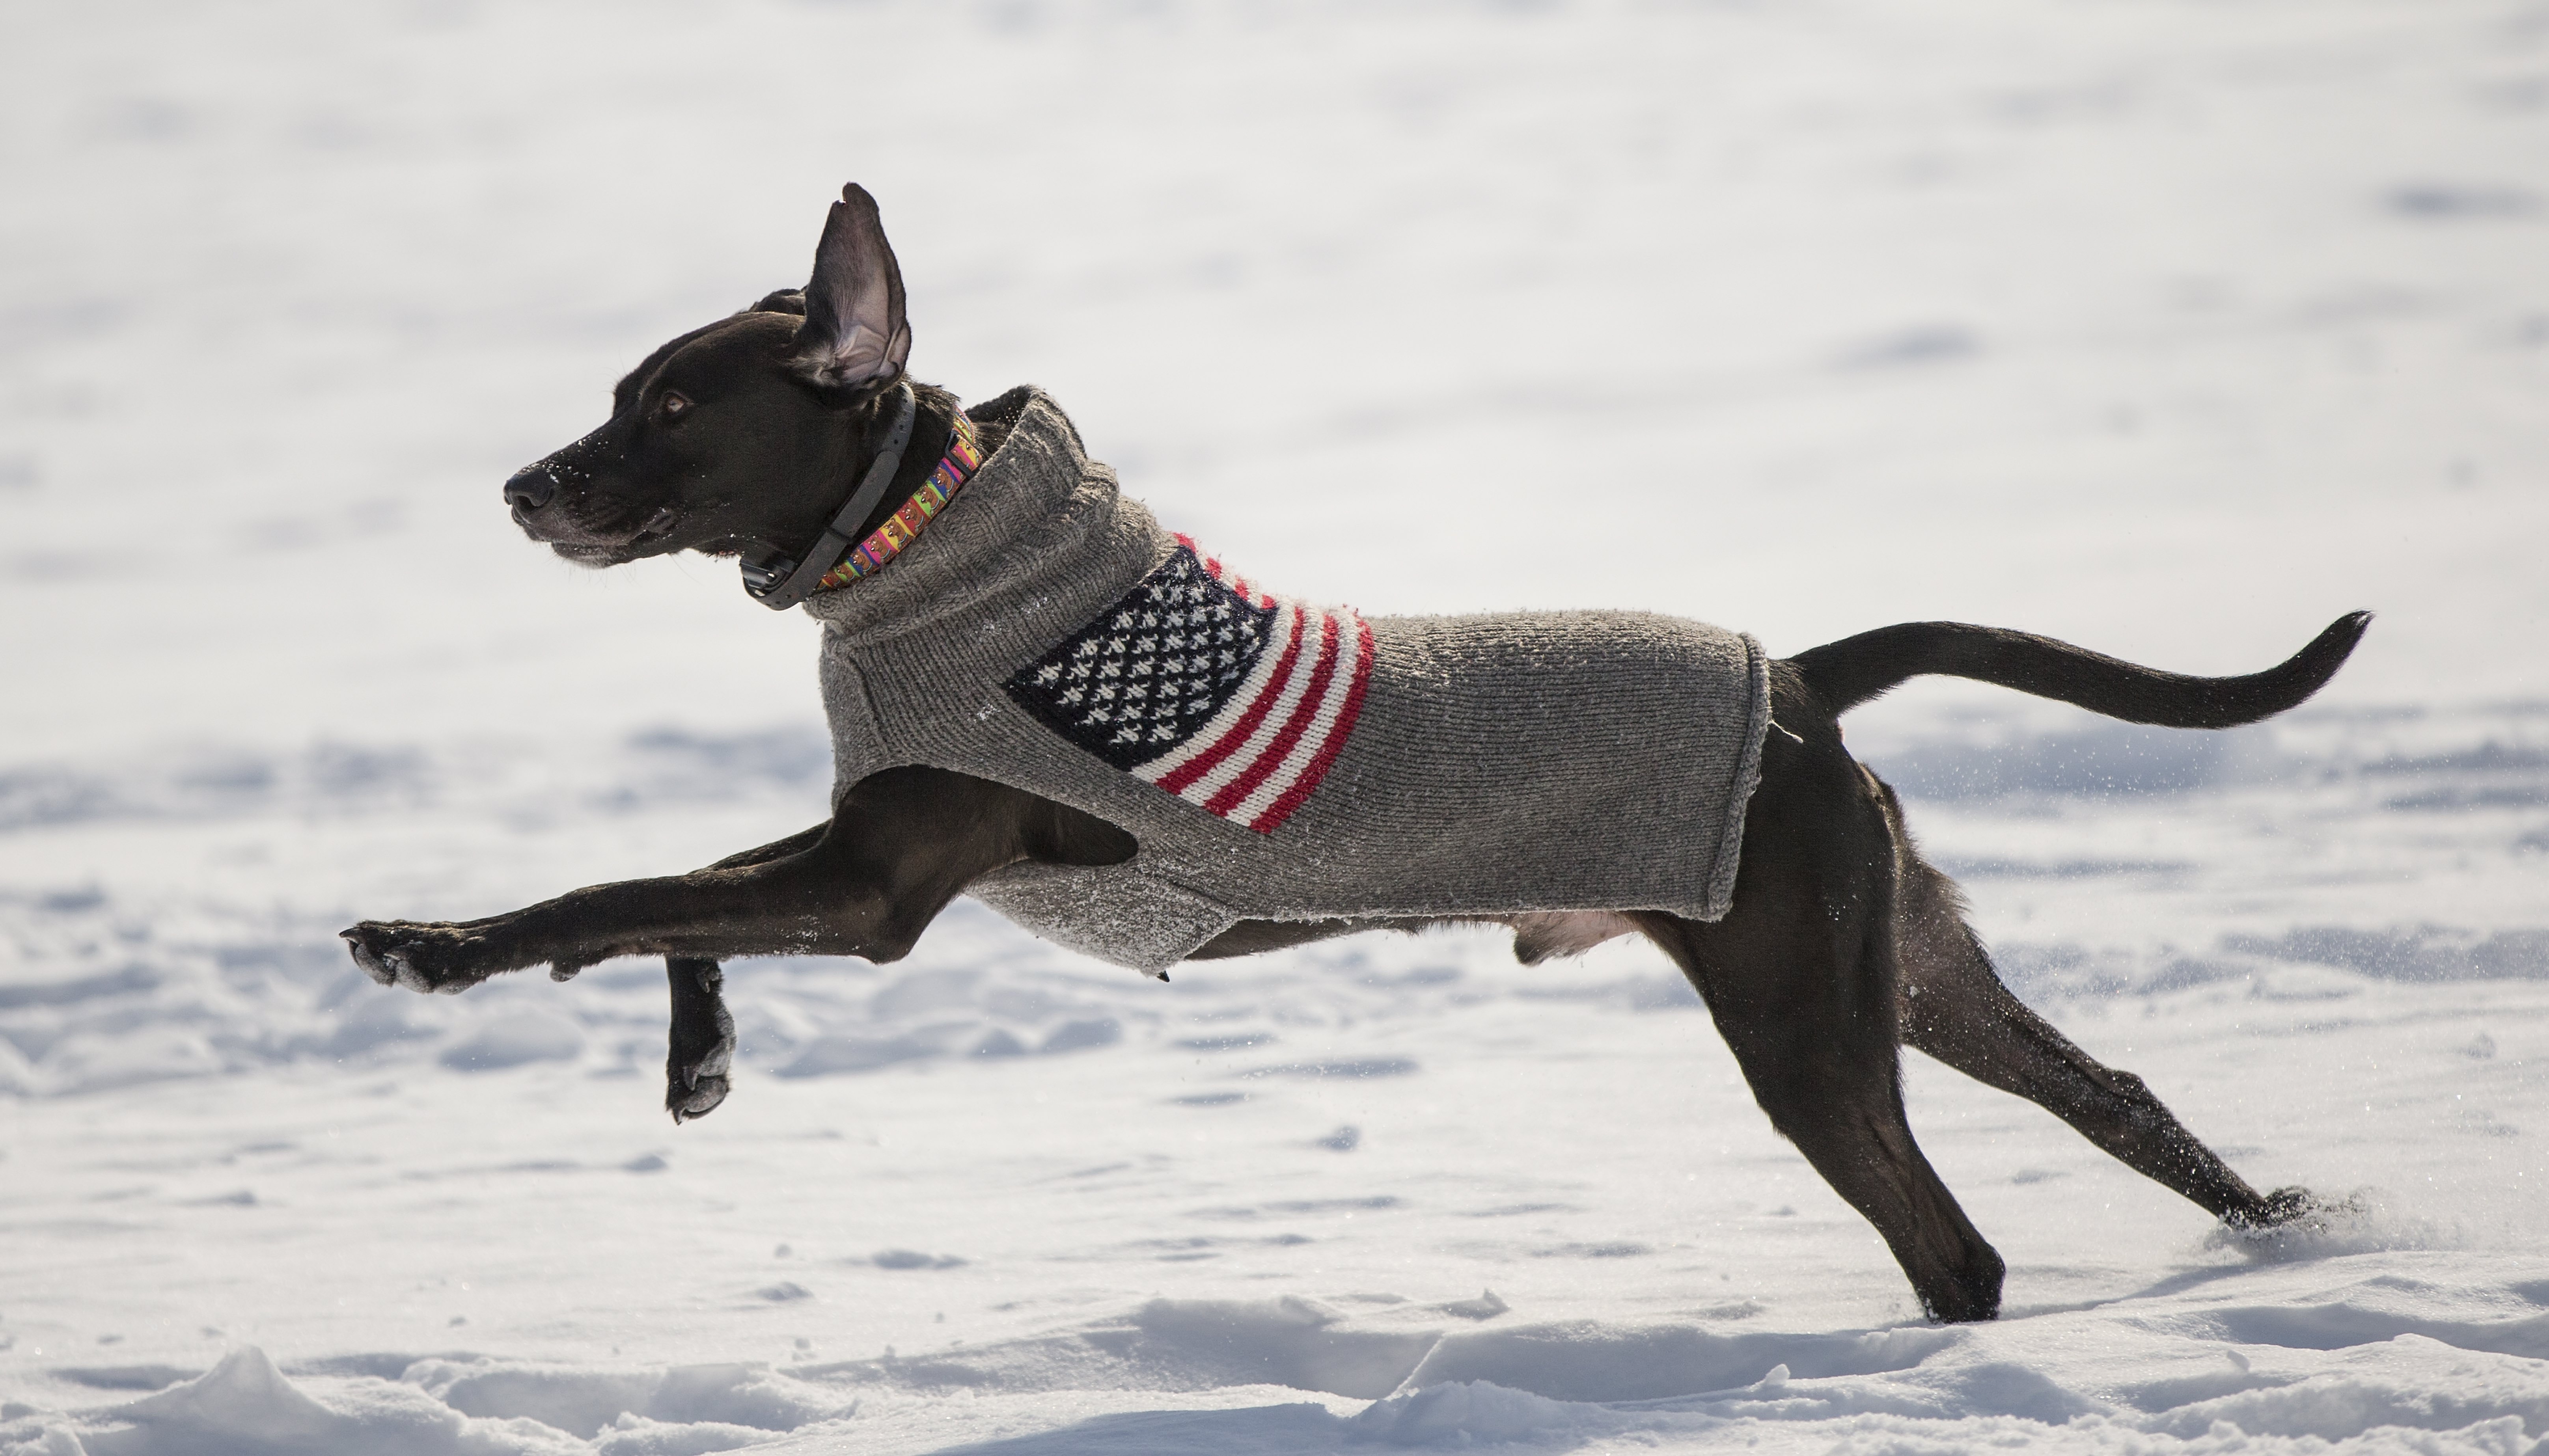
[1786,612,2371,727]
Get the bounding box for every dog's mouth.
[524,504,684,567]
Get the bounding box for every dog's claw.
[341,928,399,987]
[669,1074,730,1123]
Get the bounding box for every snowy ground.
[5,0,2548,1451]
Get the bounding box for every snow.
[4,0,2547,1450]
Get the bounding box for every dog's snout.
[503,465,558,512]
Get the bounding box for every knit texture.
[804,387,1770,975]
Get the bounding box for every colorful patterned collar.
[812,410,984,591]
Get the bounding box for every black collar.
[739,382,918,610]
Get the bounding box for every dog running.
[345,182,2366,1322]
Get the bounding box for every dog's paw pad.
[341,923,491,995]
[386,946,446,994]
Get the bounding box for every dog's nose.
[503,466,558,512]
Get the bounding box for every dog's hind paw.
[2227,1185,2341,1231]
[339,922,503,994]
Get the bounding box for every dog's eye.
[658,392,693,421]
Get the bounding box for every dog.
[344,182,2364,1323]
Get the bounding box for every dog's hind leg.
[1643,905,2006,1322]
[665,956,734,1123]
[1877,779,2311,1229]
[1637,724,2005,1322]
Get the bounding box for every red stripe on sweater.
[1251,616,1375,834]
[1206,611,1341,819]
[1154,607,1307,796]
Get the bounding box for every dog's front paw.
[340,921,505,994]
[666,957,736,1124]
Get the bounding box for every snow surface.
[5,0,2548,1451]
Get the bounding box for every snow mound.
[17,1346,581,1456]
[802,1296,1437,1402]
[1400,1318,1959,1404]
[2139,1337,2549,1445]
[0,1349,863,1456]
[590,1413,787,1456]
[1350,1380,1576,1445]
[406,1358,847,1437]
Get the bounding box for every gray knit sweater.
[804,387,1768,975]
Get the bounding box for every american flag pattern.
[1004,534,1374,835]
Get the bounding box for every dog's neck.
[739,384,983,608]
[806,408,984,592]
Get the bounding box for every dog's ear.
[791,183,909,391]
[748,289,807,316]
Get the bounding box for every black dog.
[345,183,2363,1322]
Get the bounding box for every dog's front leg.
[342,767,1046,992]
[341,846,899,991]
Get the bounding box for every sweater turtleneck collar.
[799,386,1137,643]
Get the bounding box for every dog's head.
[503,184,919,569]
